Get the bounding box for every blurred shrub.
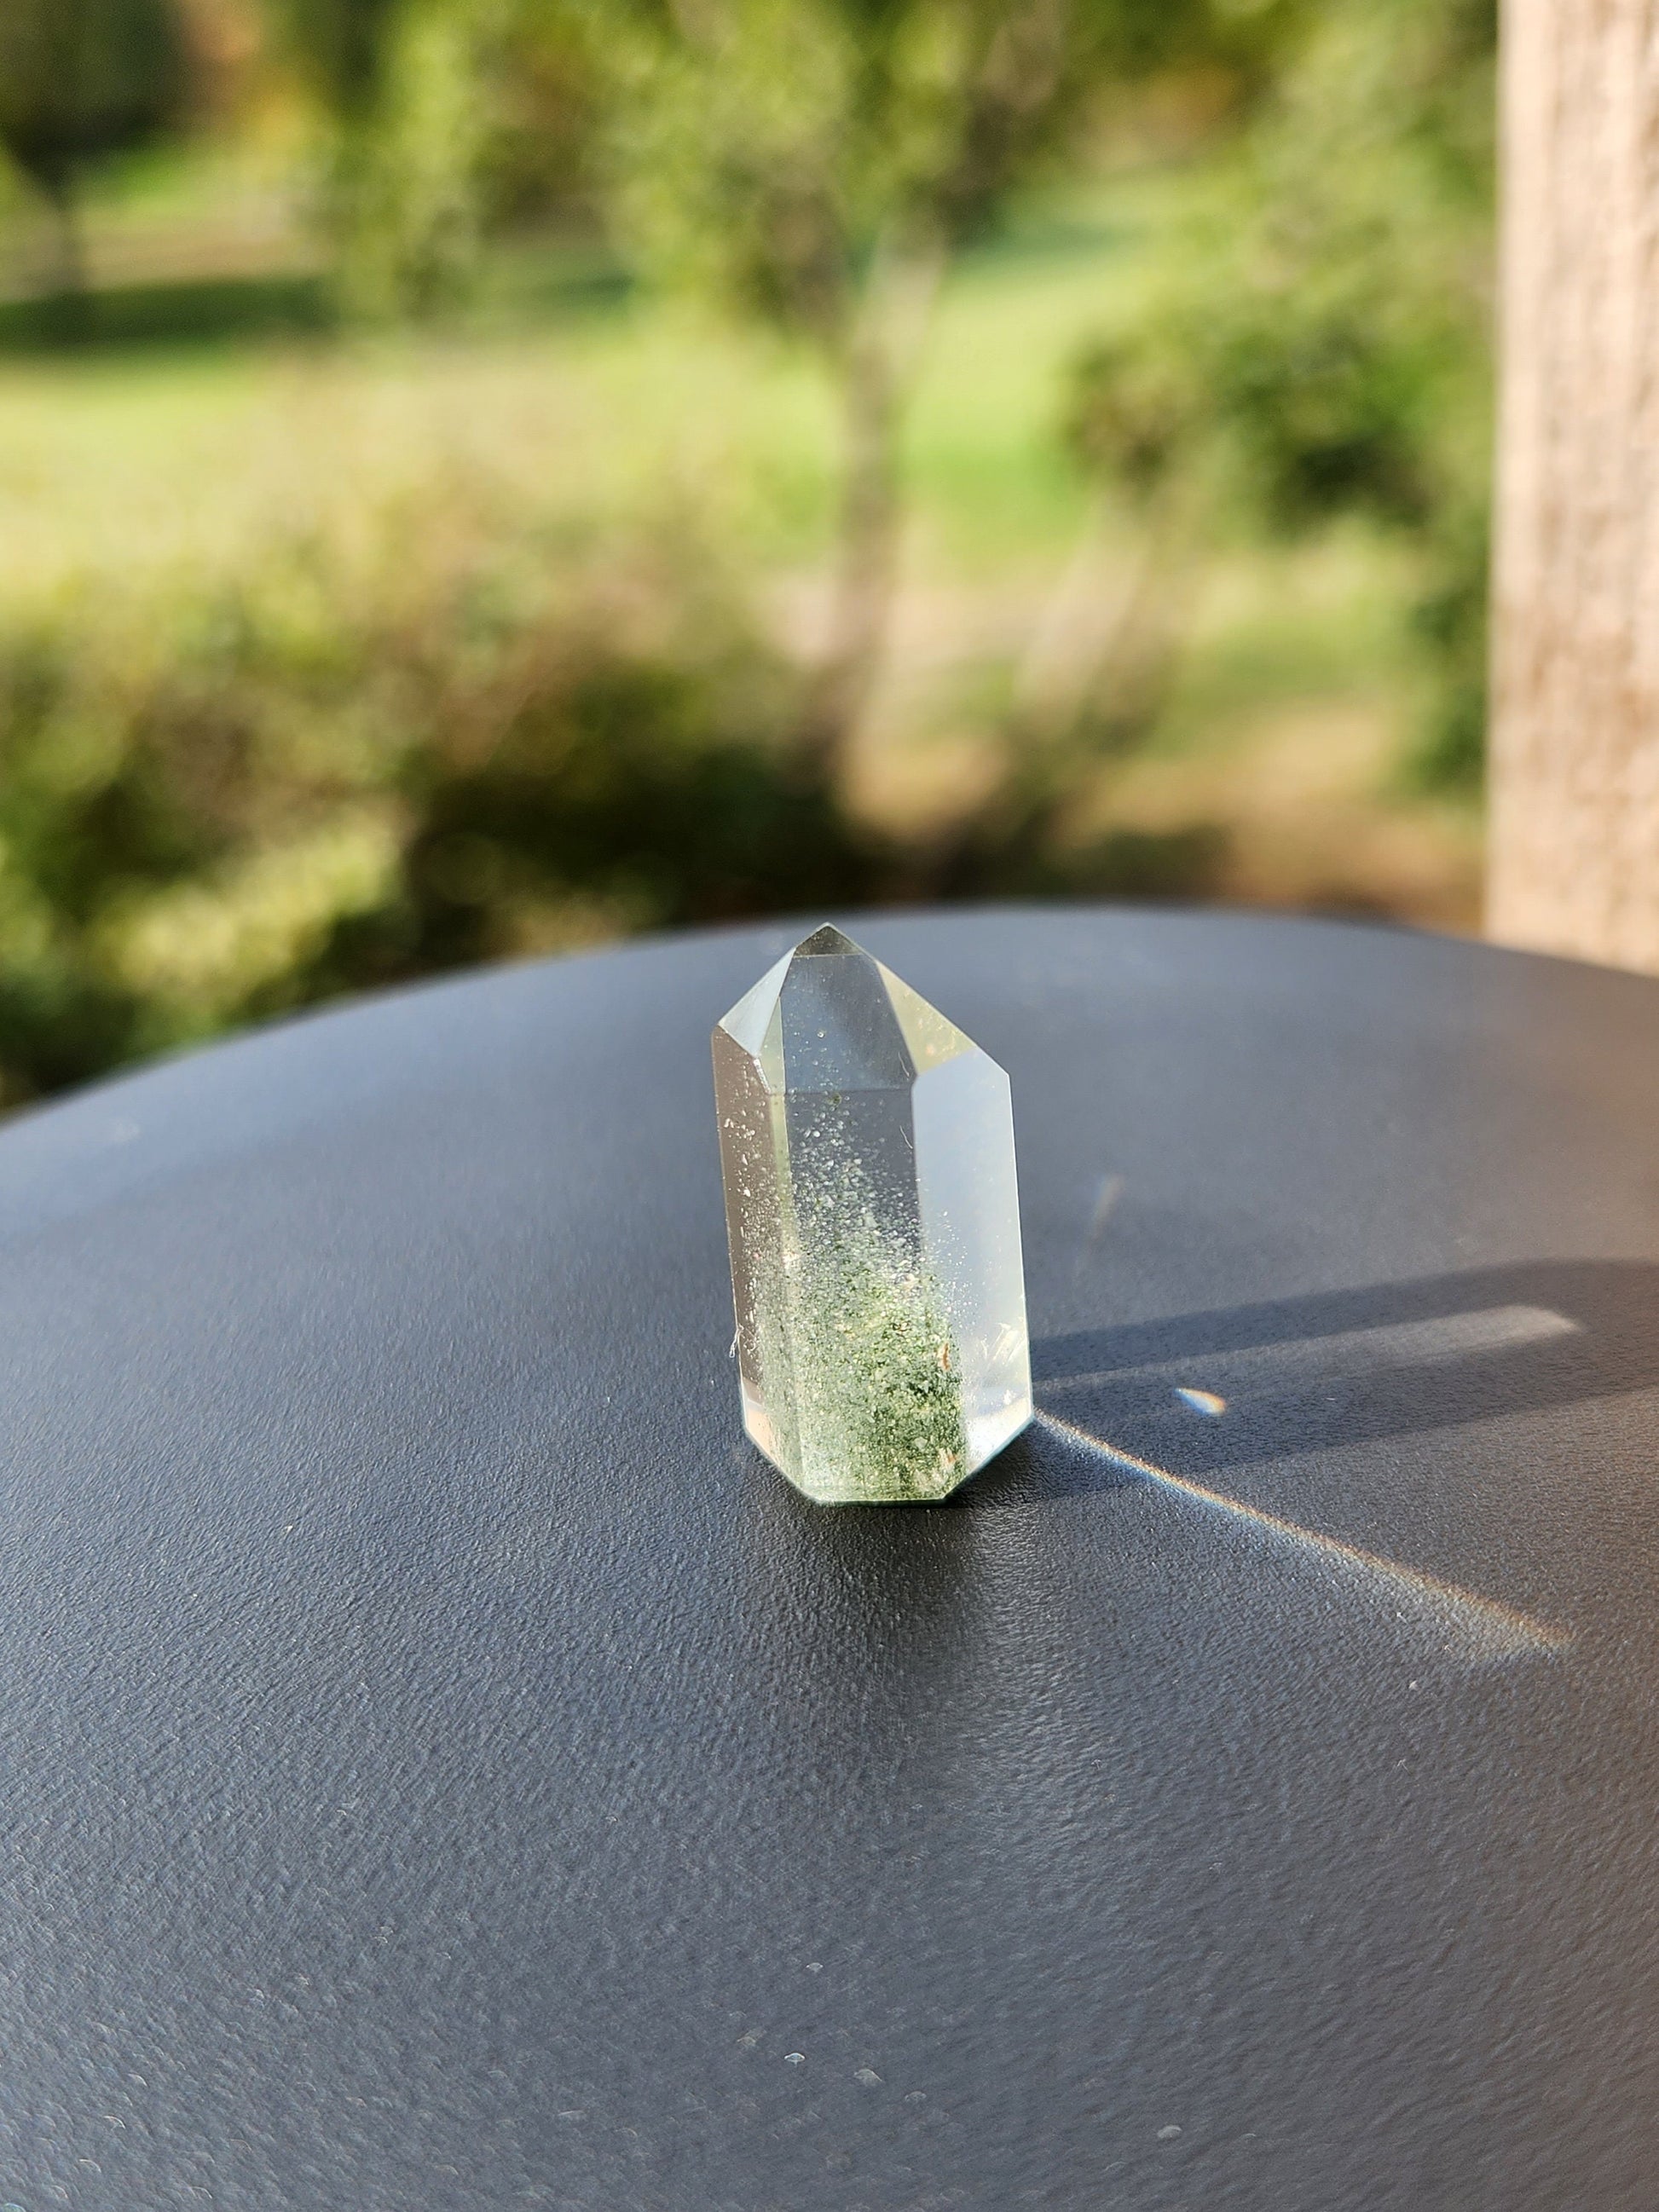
[265,0,604,320]
[1068,0,1494,790]
[0,493,895,1102]
[270,0,489,317]
[0,462,1234,1105]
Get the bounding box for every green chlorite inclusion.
[714,925,1031,1504]
[784,1146,968,1501]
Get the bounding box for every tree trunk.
[799,233,945,783]
[32,175,91,341]
[1009,469,1199,753]
[1488,0,1659,970]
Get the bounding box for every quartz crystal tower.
[714,926,1031,1503]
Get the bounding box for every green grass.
[0,177,1145,575]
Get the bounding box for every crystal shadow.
[1015,1259,1659,1487]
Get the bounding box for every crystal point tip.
[794,921,861,956]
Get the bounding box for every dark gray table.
[3,907,1658,2210]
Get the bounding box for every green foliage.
[588,0,1281,345]
[0,496,887,1104]
[1066,328,1204,504]
[268,0,601,319]
[475,4,598,228]
[0,0,188,211]
[266,0,478,315]
[269,0,408,116]
[328,0,496,316]
[1068,0,1494,790]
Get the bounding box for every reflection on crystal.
[714,924,1031,1503]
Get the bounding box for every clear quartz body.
[713,925,1032,1503]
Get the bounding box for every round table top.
[4,905,1659,2211]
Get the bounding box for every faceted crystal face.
[713,925,1032,1503]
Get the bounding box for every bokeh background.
[0,0,1492,1105]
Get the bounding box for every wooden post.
[1488,0,1659,971]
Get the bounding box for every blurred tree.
[266,0,490,315]
[1066,0,1495,793]
[1487,0,1659,973]
[474,4,597,230]
[583,0,1292,777]
[0,0,189,306]
[269,0,600,317]
[275,0,403,109]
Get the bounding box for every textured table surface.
[3,906,1659,2210]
